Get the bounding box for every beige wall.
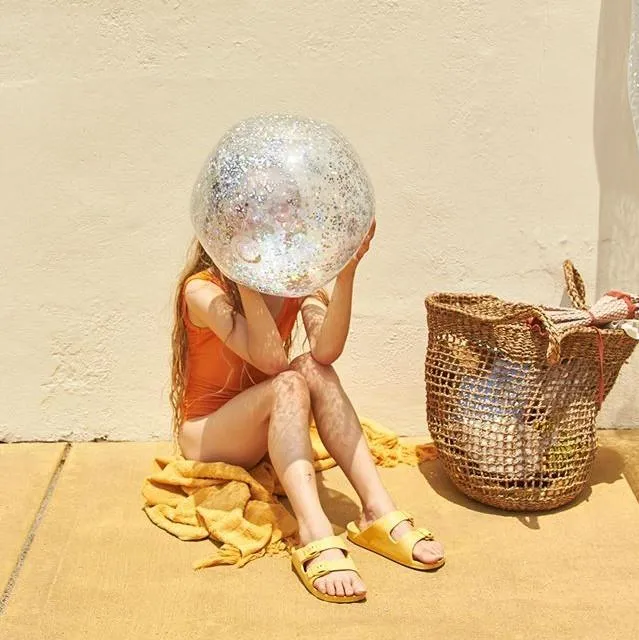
[0,1,637,441]
[595,0,639,427]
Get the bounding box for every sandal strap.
[395,528,434,559]
[364,510,413,537]
[293,535,348,564]
[306,556,358,582]
[414,527,434,542]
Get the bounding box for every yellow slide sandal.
[346,510,445,571]
[291,535,366,604]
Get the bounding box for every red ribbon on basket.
[606,290,637,319]
[528,315,606,408]
[590,323,606,408]
[527,317,545,334]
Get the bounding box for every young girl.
[170,220,444,603]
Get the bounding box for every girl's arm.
[237,284,289,374]
[302,219,376,365]
[184,281,289,375]
[301,271,355,365]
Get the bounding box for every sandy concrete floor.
[0,432,637,639]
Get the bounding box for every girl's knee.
[271,370,310,404]
[290,352,338,383]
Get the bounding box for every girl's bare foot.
[299,523,367,598]
[358,510,444,567]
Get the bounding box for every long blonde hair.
[170,238,302,435]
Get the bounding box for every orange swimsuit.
[182,270,302,421]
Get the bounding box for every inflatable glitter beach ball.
[190,114,375,297]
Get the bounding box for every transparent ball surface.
[190,115,375,297]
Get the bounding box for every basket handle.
[499,304,562,365]
[528,260,591,363]
[563,260,588,310]
[526,306,562,365]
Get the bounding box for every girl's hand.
[341,218,376,276]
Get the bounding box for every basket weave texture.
[425,262,637,511]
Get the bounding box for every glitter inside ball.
[190,114,375,297]
[231,234,261,264]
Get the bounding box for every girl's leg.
[179,379,275,468]
[179,371,366,598]
[291,353,444,566]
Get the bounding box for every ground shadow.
[279,472,360,535]
[316,473,360,533]
[419,445,625,530]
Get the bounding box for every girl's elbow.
[310,349,341,366]
[247,345,289,376]
[261,357,290,376]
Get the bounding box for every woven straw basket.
[425,262,637,511]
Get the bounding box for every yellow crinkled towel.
[142,418,437,570]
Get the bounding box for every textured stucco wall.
[594,0,639,428]
[1,1,636,441]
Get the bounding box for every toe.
[414,540,444,564]
[326,579,336,597]
[425,540,445,560]
[314,577,327,594]
[352,575,367,595]
[334,577,345,598]
[343,578,354,597]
